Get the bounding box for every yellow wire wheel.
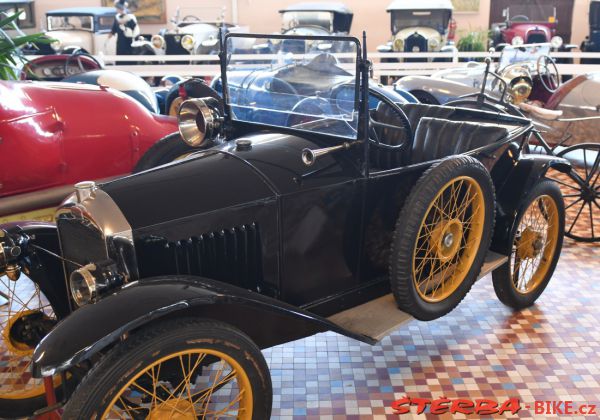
[0,278,60,418]
[62,318,272,419]
[391,156,495,321]
[493,179,564,309]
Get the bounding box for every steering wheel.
[64,49,102,76]
[368,97,412,151]
[536,54,560,93]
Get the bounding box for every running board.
[327,251,508,342]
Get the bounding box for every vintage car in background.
[580,0,600,63]
[0,33,568,418]
[149,7,249,57]
[31,7,117,55]
[490,4,564,48]
[376,0,455,56]
[279,2,353,35]
[397,44,600,242]
[0,80,178,224]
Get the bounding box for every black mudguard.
[3,222,70,317]
[32,275,373,377]
[492,154,570,253]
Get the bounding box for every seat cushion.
[411,117,509,164]
[399,103,455,130]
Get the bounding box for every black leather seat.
[399,103,455,130]
[411,117,509,164]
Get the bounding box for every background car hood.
[47,30,93,51]
[395,27,442,43]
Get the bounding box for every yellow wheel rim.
[0,277,57,400]
[511,195,560,294]
[102,348,253,419]
[412,176,486,302]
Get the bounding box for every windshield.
[499,44,551,69]
[281,11,334,32]
[47,15,94,31]
[507,5,555,22]
[225,35,359,139]
[391,10,451,34]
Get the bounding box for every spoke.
[565,197,583,211]
[589,202,595,239]
[552,177,581,191]
[568,201,586,234]
[585,148,600,183]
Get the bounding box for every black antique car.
[581,0,600,63]
[0,33,569,418]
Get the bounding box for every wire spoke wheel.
[492,179,564,309]
[103,349,252,419]
[555,143,600,242]
[391,156,495,320]
[413,176,486,302]
[510,195,560,294]
[0,275,58,404]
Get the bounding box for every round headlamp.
[178,97,223,147]
[70,264,98,307]
[428,38,440,50]
[50,39,61,51]
[393,38,404,51]
[511,36,524,46]
[550,36,563,49]
[151,34,165,49]
[181,34,195,51]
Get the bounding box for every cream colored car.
[377,0,455,55]
[45,7,116,55]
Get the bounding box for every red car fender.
[0,81,178,206]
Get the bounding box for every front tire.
[62,318,272,419]
[492,179,564,309]
[133,132,196,173]
[390,156,495,320]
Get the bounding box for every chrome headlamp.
[50,39,61,51]
[181,34,195,51]
[178,97,223,147]
[511,36,524,46]
[70,260,125,307]
[151,34,165,49]
[393,37,404,51]
[428,38,440,50]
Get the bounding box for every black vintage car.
[0,33,569,418]
[581,0,600,64]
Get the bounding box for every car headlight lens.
[70,264,98,307]
[393,38,404,51]
[428,38,440,50]
[512,36,524,46]
[50,39,61,51]
[181,34,195,51]
[151,34,165,49]
[509,78,533,104]
[551,36,563,49]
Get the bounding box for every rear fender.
[32,275,372,377]
[491,154,570,253]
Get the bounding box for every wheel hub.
[2,310,56,356]
[149,398,196,419]
[431,219,464,262]
[517,227,544,260]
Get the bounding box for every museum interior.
[0,0,598,418]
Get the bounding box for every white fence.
[51,51,600,80]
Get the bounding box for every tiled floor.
[265,239,600,419]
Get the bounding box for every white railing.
[26,51,600,79]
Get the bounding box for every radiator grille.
[57,217,107,276]
[527,32,547,44]
[405,33,428,52]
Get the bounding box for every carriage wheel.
[554,143,600,242]
[390,156,495,320]
[62,318,272,420]
[492,179,564,308]
[0,276,60,418]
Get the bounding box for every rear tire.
[390,156,495,320]
[62,318,272,419]
[492,179,564,309]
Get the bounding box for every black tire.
[410,90,440,105]
[390,156,495,320]
[62,318,272,419]
[133,132,196,173]
[492,179,564,309]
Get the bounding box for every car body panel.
[0,81,177,212]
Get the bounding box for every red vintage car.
[490,4,559,46]
[0,80,181,222]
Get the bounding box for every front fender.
[492,154,570,252]
[394,76,477,104]
[32,276,372,377]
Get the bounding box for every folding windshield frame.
[221,32,363,141]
